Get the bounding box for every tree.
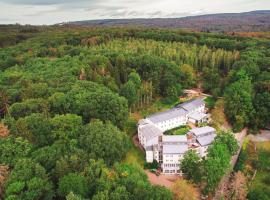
[15,113,53,147]
[224,75,255,132]
[82,159,107,195]
[214,131,238,156]
[48,92,68,114]
[128,71,141,90]
[0,136,32,167]
[66,81,128,128]
[58,173,88,198]
[180,150,202,183]
[50,114,82,140]
[0,90,10,117]
[171,179,199,200]
[79,120,129,165]
[4,159,53,200]
[203,143,231,194]
[253,92,270,129]
[180,64,196,87]
[66,192,83,200]
[120,81,138,108]
[21,82,50,100]
[9,98,49,120]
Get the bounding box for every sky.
[0,0,269,25]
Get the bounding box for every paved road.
[248,130,270,142]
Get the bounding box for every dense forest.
[0,25,269,199]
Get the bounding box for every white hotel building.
[138,98,216,174]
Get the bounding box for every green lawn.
[164,125,190,135]
[123,143,145,167]
[204,96,216,109]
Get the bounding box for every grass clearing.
[247,141,270,198]
[164,125,190,135]
[204,96,216,109]
[123,141,145,167]
[139,97,179,118]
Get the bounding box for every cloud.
[0,0,269,24]
[0,0,89,5]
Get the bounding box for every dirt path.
[145,170,180,189]
[132,134,144,151]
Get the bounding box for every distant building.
[137,98,216,174]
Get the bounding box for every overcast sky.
[0,0,269,25]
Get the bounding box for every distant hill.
[67,10,270,32]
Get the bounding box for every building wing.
[189,126,216,137]
[147,108,187,124]
[197,134,216,146]
[140,124,163,140]
[163,144,188,154]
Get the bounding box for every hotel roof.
[176,98,205,112]
[147,108,188,124]
[197,134,216,146]
[140,124,163,140]
[189,112,208,121]
[189,126,216,137]
[163,144,188,154]
[147,98,205,124]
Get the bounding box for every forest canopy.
[0,25,269,199]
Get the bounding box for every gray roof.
[197,134,216,146]
[189,112,207,121]
[147,108,188,124]
[176,98,205,112]
[140,124,163,140]
[138,119,149,126]
[145,98,204,124]
[163,135,187,143]
[163,144,188,154]
[189,126,216,137]
[147,108,187,123]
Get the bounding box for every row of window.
[164,169,181,173]
[163,163,180,167]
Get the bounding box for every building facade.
[137,98,216,174]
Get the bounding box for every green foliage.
[120,80,138,107]
[15,113,52,147]
[0,25,269,199]
[180,150,202,183]
[224,75,255,132]
[4,159,53,200]
[58,173,88,198]
[234,149,247,172]
[66,81,128,127]
[248,187,270,200]
[213,131,239,156]
[9,98,49,120]
[0,136,32,167]
[50,114,82,140]
[80,120,129,165]
[203,143,231,194]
